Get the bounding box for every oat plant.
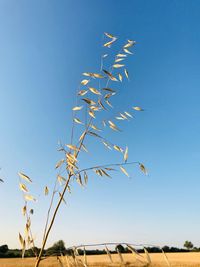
[18,32,147,267]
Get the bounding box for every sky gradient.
[0,0,200,249]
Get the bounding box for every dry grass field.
[0,253,200,267]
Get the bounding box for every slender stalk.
[35,118,91,267]
[42,180,57,243]
[34,174,72,267]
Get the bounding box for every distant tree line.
[0,240,197,258]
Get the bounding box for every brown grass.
[0,252,200,267]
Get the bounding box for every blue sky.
[0,0,200,249]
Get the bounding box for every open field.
[0,253,200,267]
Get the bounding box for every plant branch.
[76,161,140,175]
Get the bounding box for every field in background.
[0,253,200,267]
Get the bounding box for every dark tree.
[184,241,193,250]
[0,245,8,254]
[115,244,125,253]
[46,240,66,256]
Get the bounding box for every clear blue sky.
[0,0,200,249]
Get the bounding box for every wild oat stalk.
[18,32,147,267]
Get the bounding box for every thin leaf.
[66,144,79,151]
[18,172,32,183]
[106,100,113,108]
[55,159,64,169]
[133,106,144,111]
[22,206,26,216]
[87,131,101,138]
[120,166,130,177]
[95,169,103,176]
[124,48,133,54]
[81,143,88,152]
[115,58,125,62]
[84,172,88,185]
[88,110,96,118]
[92,73,104,78]
[116,53,127,57]
[72,106,83,111]
[83,72,104,78]
[104,32,115,38]
[82,98,96,105]
[124,40,136,48]
[88,87,101,95]
[19,232,26,257]
[124,111,133,118]
[105,167,116,171]
[102,88,116,93]
[101,169,111,178]
[116,116,124,120]
[103,69,118,81]
[113,145,123,153]
[44,186,49,196]
[124,69,129,80]
[139,163,148,175]
[124,146,128,162]
[59,192,66,204]
[76,174,83,187]
[103,37,117,47]
[90,124,101,131]
[19,233,24,247]
[90,105,100,111]
[104,93,114,99]
[113,64,125,68]
[108,120,120,131]
[78,90,88,96]
[19,183,28,193]
[102,141,112,150]
[74,118,83,124]
[120,113,128,119]
[79,131,86,141]
[57,175,66,185]
[24,194,36,201]
[102,120,106,127]
[81,79,89,85]
[98,99,107,110]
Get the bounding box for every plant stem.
[34,174,72,267]
[35,119,90,267]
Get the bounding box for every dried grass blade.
[18,172,32,183]
[120,166,130,177]
[57,256,65,267]
[105,245,113,263]
[117,247,124,264]
[72,248,79,267]
[83,246,88,267]
[139,163,148,175]
[161,249,171,267]
[64,255,71,267]
[127,245,145,263]
[144,247,151,265]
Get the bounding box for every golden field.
[0,253,200,267]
